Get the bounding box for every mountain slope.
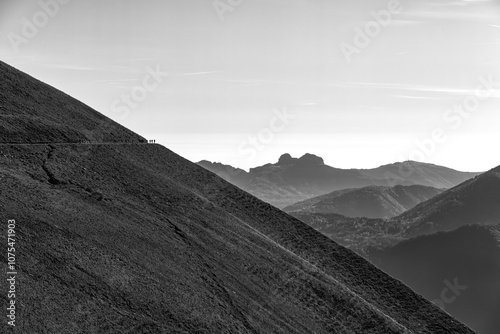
[0,61,144,144]
[0,61,474,333]
[289,211,408,257]
[199,155,479,208]
[284,185,443,219]
[397,166,500,237]
[197,160,251,190]
[369,225,500,334]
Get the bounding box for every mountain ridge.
[0,61,145,144]
[396,165,500,237]
[284,184,444,219]
[199,154,480,208]
[289,164,500,254]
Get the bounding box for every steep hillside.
[284,185,443,219]
[0,62,475,333]
[2,145,475,333]
[199,155,479,208]
[197,160,251,190]
[369,225,500,334]
[0,61,144,144]
[289,212,407,257]
[397,166,500,237]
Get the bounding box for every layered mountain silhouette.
[199,154,479,208]
[290,165,500,252]
[289,167,500,334]
[397,166,500,237]
[0,61,475,333]
[369,225,500,334]
[359,161,481,189]
[284,185,444,219]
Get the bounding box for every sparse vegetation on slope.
[0,61,145,144]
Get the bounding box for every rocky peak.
[297,153,324,166]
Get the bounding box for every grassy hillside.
[0,143,475,333]
[0,61,145,144]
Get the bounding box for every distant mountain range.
[370,224,500,334]
[290,165,500,253]
[199,154,480,208]
[284,185,444,219]
[398,165,500,237]
[289,165,500,334]
[1,60,475,333]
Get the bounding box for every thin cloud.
[390,19,425,26]
[42,64,98,71]
[331,81,496,97]
[115,57,159,62]
[203,78,301,86]
[178,71,219,76]
[297,100,319,106]
[92,78,138,85]
[391,94,451,100]
[426,0,494,7]
[404,11,494,20]
[41,63,146,75]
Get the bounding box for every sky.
[0,0,499,172]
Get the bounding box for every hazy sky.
[1,0,499,171]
